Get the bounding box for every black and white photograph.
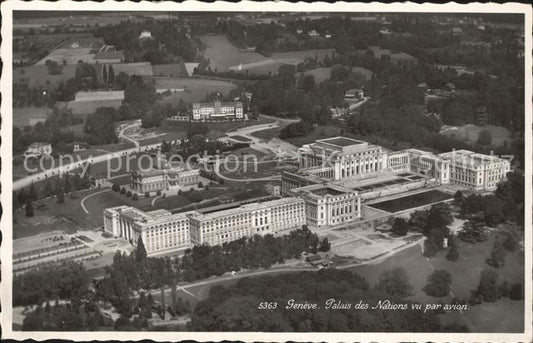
[1,1,531,341]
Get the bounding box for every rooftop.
[318,136,365,147]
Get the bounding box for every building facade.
[291,184,361,227]
[103,197,306,256]
[24,142,52,156]
[439,150,510,191]
[104,206,194,255]
[298,137,388,181]
[192,101,244,121]
[131,168,200,193]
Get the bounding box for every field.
[297,67,332,84]
[13,106,54,128]
[368,190,453,213]
[253,124,355,146]
[13,65,77,89]
[152,63,188,77]
[156,77,238,105]
[201,35,334,75]
[440,124,513,148]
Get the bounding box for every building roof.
[94,50,124,60]
[193,101,243,109]
[318,136,365,147]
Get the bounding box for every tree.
[103,64,108,84]
[477,129,492,146]
[126,190,132,197]
[453,190,464,205]
[318,237,331,252]
[509,283,524,300]
[486,240,505,268]
[197,181,204,188]
[108,65,115,84]
[135,237,147,262]
[56,186,65,203]
[112,184,120,192]
[423,270,453,297]
[28,183,38,201]
[375,267,413,297]
[17,189,27,207]
[392,217,409,236]
[426,203,453,232]
[132,193,139,201]
[145,192,150,198]
[84,107,118,145]
[63,173,71,194]
[446,244,459,261]
[160,288,166,320]
[503,234,519,251]
[25,199,34,217]
[120,187,126,194]
[474,269,500,302]
[156,190,162,196]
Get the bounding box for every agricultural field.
[440,124,513,148]
[201,35,334,75]
[152,63,188,77]
[156,77,238,105]
[13,65,78,89]
[13,106,54,128]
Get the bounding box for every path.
[80,189,112,214]
[151,195,163,207]
[117,120,141,147]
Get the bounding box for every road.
[80,189,112,214]
[147,237,426,300]
[117,120,142,147]
[13,143,162,191]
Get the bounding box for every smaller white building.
[139,31,153,39]
[439,150,511,191]
[24,142,52,157]
[192,101,244,121]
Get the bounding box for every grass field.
[14,65,78,89]
[201,35,334,74]
[13,106,54,128]
[347,230,524,332]
[440,124,513,148]
[156,77,238,105]
[297,67,332,84]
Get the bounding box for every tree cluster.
[190,268,449,332]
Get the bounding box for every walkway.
[80,188,112,214]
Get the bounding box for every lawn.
[13,106,54,128]
[154,77,238,105]
[297,67,332,84]
[368,190,453,213]
[13,188,97,239]
[253,124,354,146]
[347,230,524,332]
[440,124,513,148]
[201,35,335,74]
[13,65,78,89]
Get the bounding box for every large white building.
[439,150,510,191]
[192,101,244,121]
[298,137,388,181]
[103,197,306,256]
[290,184,361,227]
[286,136,510,195]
